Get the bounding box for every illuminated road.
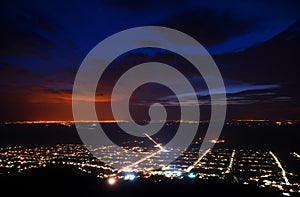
[119,149,165,172]
[226,150,236,173]
[144,133,165,151]
[292,152,300,159]
[185,149,211,172]
[119,133,167,172]
[269,151,290,185]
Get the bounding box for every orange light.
[107,177,117,185]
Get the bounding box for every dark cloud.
[225,89,287,105]
[214,19,300,99]
[103,0,190,10]
[161,8,256,48]
[0,64,76,92]
[0,17,56,57]
[0,7,81,72]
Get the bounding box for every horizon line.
[1,119,299,124]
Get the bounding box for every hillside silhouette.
[0,164,283,197]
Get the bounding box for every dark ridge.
[1,123,300,152]
[0,165,284,197]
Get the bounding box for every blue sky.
[1,0,300,120]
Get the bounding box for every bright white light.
[107,177,117,185]
[164,170,182,178]
[282,192,291,196]
[172,170,182,177]
[188,173,196,178]
[164,171,172,178]
[124,174,136,181]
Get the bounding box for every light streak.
[282,192,291,196]
[119,149,164,172]
[144,133,165,151]
[225,150,236,173]
[118,132,169,172]
[185,149,210,172]
[269,151,290,185]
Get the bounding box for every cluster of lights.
[107,170,198,187]
[292,152,300,159]
[106,173,136,186]
[187,173,197,178]
[1,144,300,195]
[124,173,136,181]
[163,170,182,178]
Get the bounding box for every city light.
[186,148,210,172]
[226,150,236,173]
[107,177,117,185]
[0,144,299,195]
[292,152,300,159]
[188,173,197,178]
[124,173,136,181]
[164,170,182,178]
[269,151,290,185]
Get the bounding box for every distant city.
[2,119,299,125]
[0,120,300,196]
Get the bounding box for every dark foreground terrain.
[0,165,284,197]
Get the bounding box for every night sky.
[1,0,300,121]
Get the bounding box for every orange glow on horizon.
[4,120,129,124]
